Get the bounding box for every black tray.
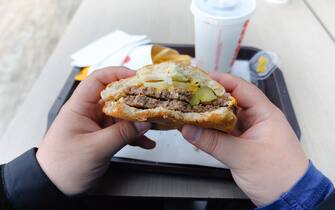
[47,45,301,179]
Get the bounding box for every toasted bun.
[101,62,237,132]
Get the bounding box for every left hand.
[36,67,155,195]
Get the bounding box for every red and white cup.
[191,0,256,73]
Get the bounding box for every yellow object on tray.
[151,45,192,64]
[256,56,268,74]
[74,45,192,81]
[74,66,90,81]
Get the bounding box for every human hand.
[181,73,308,206]
[36,67,155,195]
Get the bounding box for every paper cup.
[191,0,256,73]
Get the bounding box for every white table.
[1,0,335,198]
[306,0,335,41]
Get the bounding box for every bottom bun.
[103,99,237,133]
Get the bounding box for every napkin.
[88,41,152,74]
[71,30,151,68]
[116,130,227,168]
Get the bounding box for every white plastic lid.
[266,0,289,4]
[191,0,256,21]
[207,0,240,8]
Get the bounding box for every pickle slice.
[190,95,200,106]
[190,87,217,106]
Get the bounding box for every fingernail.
[134,122,151,133]
[182,125,202,143]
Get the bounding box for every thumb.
[181,125,241,166]
[93,121,151,155]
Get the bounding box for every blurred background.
[0,0,82,138]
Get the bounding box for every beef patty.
[123,86,230,113]
[125,86,193,102]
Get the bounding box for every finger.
[130,135,156,149]
[92,121,151,156]
[210,73,271,109]
[181,125,241,166]
[71,67,135,104]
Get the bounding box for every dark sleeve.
[256,161,334,210]
[1,164,13,210]
[1,148,80,210]
[316,191,335,210]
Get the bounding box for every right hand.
[37,67,154,196]
[181,73,308,207]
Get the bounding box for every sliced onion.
[143,81,169,89]
[172,81,190,89]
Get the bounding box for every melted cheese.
[228,97,237,106]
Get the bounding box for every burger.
[101,62,237,132]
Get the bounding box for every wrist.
[36,148,74,196]
[260,159,309,206]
